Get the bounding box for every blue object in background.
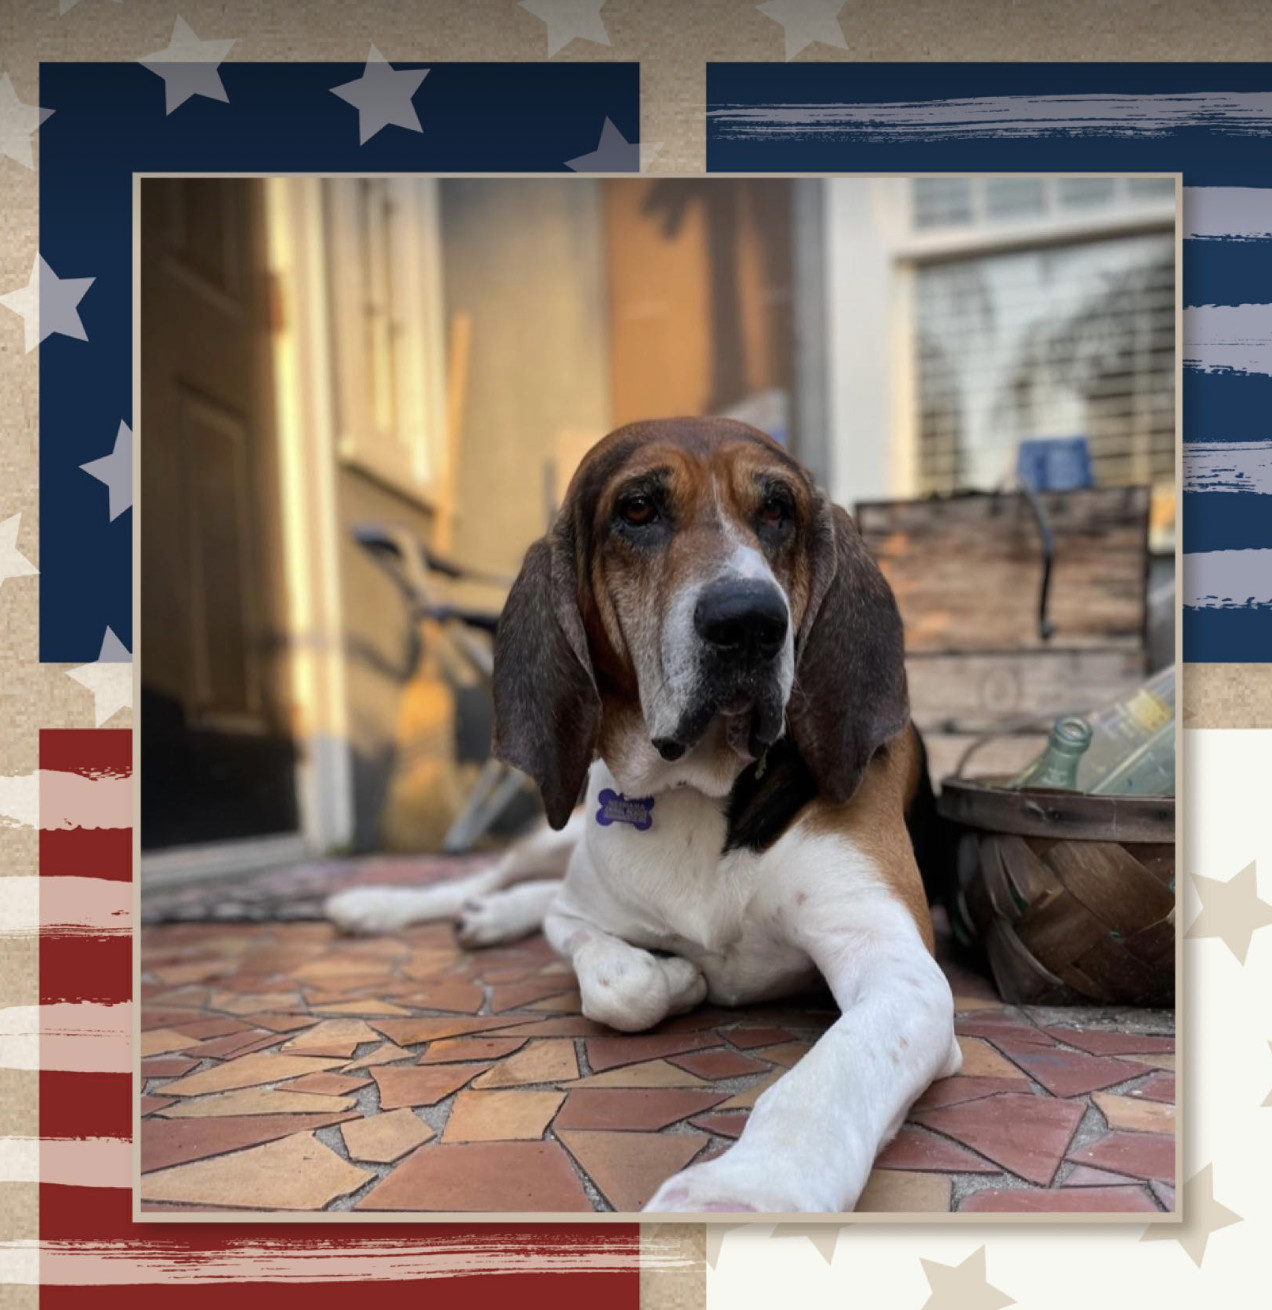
[1017,437,1094,493]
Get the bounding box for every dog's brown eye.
[619,495,657,526]
[759,493,789,525]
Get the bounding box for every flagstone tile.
[471,1040,578,1088]
[747,1041,810,1069]
[721,1026,795,1050]
[142,1111,359,1173]
[585,1033,717,1074]
[554,1089,729,1132]
[1062,1165,1141,1187]
[1092,1092,1176,1134]
[141,1008,207,1031]
[184,1030,287,1061]
[158,1088,359,1117]
[162,1053,348,1097]
[913,1093,1085,1186]
[371,1015,538,1046]
[170,1017,256,1040]
[140,1028,202,1058]
[142,1056,201,1078]
[960,1185,1157,1213]
[952,996,1006,1013]
[490,976,584,1013]
[956,1036,1029,1080]
[713,1073,781,1110]
[208,991,302,1015]
[343,1042,414,1071]
[1121,1052,1176,1071]
[567,1059,711,1089]
[1068,1132,1175,1183]
[279,1072,371,1097]
[856,1168,953,1213]
[341,1108,435,1163]
[393,978,485,1014]
[912,1076,1030,1112]
[497,1017,615,1039]
[687,1112,748,1139]
[141,1096,177,1116]
[875,1127,998,1174]
[1043,1028,1173,1057]
[997,1046,1142,1098]
[355,1141,593,1212]
[141,1132,373,1210]
[1151,1179,1176,1210]
[418,1036,528,1065]
[668,1049,769,1080]
[1131,1073,1175,1103]
[524,990,583,1013]
[442,1089,565,1142]
[238,1014,319,1034]
[557,1130,708,1211]
[280,1018,381,1057]
[371,1062,489,1110]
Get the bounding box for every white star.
[330,46,429,145]
[0,255,95,352]
[0,74,53,170]
[565,117,638,172]
[139,17,236,115]
[0,514,38,591]
[520,0,612,58]
[757,0,849,60]
[67,627,132,728]
[80,421,133,522]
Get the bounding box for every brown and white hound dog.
[327,417,962,1213]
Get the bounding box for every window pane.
[1057,177,1116,209]
[985,177,1045,220]
[1128,176,1177,200]
[912,177,974,229]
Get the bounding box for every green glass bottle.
[1011,715,1093,790]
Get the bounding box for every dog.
[326,416,962,1213]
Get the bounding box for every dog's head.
[492,417,908,828]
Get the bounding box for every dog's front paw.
[643,1156,793,1214]
[324,888,413,935]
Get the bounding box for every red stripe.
[40,933,132,1004]
[41,1073,132,1139]
[40,728,132,777]
[40,826,132,880]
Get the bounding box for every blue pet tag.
[595,788,655,831]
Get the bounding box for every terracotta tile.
[960,1186,1157,1213]
[568,1059,711,1089]
[142,1007,206,1031]
[1063,1165,1141,1187]
[913,1093,1085,1186]
[341,1107,435,1162]
[668,1049,769,1080]
[856,1168,952,1213]
[1133,1073,1175,1104]
[343,1042,414,1071]
[238,1014,319,1033]
[209,991,302,1015]
[1093,1092,1176,1134]
[142,1111,359,1173]
[371,1015,538,1046]
[554,1089,729,1132]
[141,1132,373,1210]
[371,1062,489,1110]
[184,1030,287,1061]
[472,963,541,984]
[314,999,417,1017]
[1068,1132,1175,1183]
[1151,1179,1177,1211]
[150,960,233,986]
[490,976,586,1013]
[162,1053,347,1097]
[1044,1028,1174,1057]
[955,1014,1049,1044]
[392,978,485,1014]
[912,1076,1029,1112]
[714,1073,781,1110]
[158,1088,359,1117]
[471,1040,578,1088]
[142,1057,201,1078]
[524,990,583,1013]
[443,1089,565,1142]
[1000,1047,1142,1098]
[722,1026,795,1050]
[418,1037,528,1065]
[279,1072,371,1097]
[585,1033,717,1074]
[558,1130,708,1211]
[171,1017,255,1040]
[281,1019,381,1057]
[500,1017,617,1039]
[952,997,1006,1013]
[355,1140,593,1212]
[656,1007,744,1033]
[140,1029,201,1058]
[688,1113,748,1139]
[876,1127,999,1174]
[956,1036,1029,1080]
[747,1041,810,1069]
[1122,1052,1176,1072]
[141,1095,177,1116]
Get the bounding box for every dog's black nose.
[694,579,788,662]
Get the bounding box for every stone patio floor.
[139,874,1176,1215]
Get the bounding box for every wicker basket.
[938,777,1175,1007]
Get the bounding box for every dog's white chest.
[564,766,816,1003]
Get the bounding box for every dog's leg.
[457,880,562,947]
[325,808,584,935]
[544,907,707,1033]
[643,894,958,1213]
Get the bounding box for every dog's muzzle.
[653,578,791,762]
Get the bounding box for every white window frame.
[823,176,1178,508]
[325,177,449,506]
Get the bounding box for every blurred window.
[913,230,1175,495]
[912,177,975,229]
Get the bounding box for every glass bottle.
[1076,666,1175,791]
[1010,715,1093,790]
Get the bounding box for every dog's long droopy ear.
[787,499,909,804]
[492,520,600,829]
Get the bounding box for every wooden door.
[140,178,297,850]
